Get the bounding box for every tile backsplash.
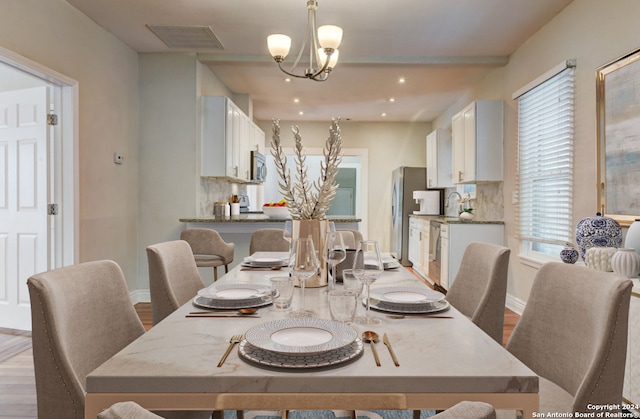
[443,182,503,220]
[200,178,246,216]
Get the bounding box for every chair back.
[250,228,290,254]
[27,260,145,419]
[445,242,510,343]
[506,262,632,412]
[180,228,234,264]
[432,401,496,419]
[147,240,206,325]
[336,230,356,249]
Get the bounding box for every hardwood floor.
[0,300,520,418]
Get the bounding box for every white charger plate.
[369,286,444,304]
[245,318,357,354]
[192,295,272,310]
[197,283,272,301]
[243,256,289,267]
[239,338,364,369]
[367,297,450,314]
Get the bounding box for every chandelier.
[267,0,343,82]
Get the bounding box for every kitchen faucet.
[446,192,463,213]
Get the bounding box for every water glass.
[270,276,294,311]
[352,240,383,325]
[328,289,358,324]
[325,231,347,291]
[342,268,363,296]
[289,238,319,318]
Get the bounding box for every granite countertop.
[410,214,504,225]
[180,214,362,223]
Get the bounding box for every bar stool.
[180,228,234,281]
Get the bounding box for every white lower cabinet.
[408,217,429,279]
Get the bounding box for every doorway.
[0,48,77,331]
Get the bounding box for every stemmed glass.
[352,240,383,325]
[289,238,319,318]
[325,231,347,291]
[283,220,293,250]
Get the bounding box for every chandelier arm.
[276,62,312,79]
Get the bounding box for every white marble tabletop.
[85,257,538,418]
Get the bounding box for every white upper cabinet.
[426,128,453,188]
[451,100,503,184]
[200,96,264,182]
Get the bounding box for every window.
[514,61,575,261]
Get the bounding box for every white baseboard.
[505,293,525,316]
[130,289,150,304]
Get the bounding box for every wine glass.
[352,240,383,325]
[283,220,293,250]
[289,238,319,318]
[325,231,347,291]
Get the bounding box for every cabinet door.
[426,131,437,188]
[440,235,449,289]
[462,103,477,183]
[229,103,241,178]
[420,223,430,276]
[408,226,420,266]
[451,111,465,184]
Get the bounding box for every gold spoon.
[362,331,381,367]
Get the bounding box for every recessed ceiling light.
[285,78,291,83]
[294,98,300,103]
[299,111,304,116]
[398,77,406,84]
[389,98,396,102]
[381,113,387,117]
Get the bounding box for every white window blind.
[516,65,575,251]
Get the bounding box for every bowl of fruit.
[262,200,291,219]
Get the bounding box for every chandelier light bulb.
[318,48,339,70]
[267,34,292,60]
[317,25,343,50]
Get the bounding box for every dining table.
[84,252,539,418]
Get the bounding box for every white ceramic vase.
[624,219,640,255]
[610,248,640,278]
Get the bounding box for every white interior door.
[0,86,49,331]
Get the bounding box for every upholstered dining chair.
[27,260,211,419]
[335,230,356,249]
[180,228,234,281]
[147,240,206,325]
[339,229,364,248]
[98,401,163,419]
[431,401,496,419]
[249,228,290,253]
[504,262,632,416]
[444,242,510,344]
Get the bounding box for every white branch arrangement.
[270,118,343,220]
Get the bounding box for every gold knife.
[383,333,400,367]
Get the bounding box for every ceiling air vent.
[147,25,224,49]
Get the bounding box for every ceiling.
[65,0,573,122]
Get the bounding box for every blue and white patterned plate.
[197,283,272,301]
[192,295,272,310]
[238,338,363,369]
[245,318,358,354]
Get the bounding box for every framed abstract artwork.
[596,46,640,226]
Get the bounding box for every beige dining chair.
[98,401,163,419]
[339,229,364,248]
[147,240,206,325]
[431,401,496,419]
[335,230,356,249]
[180,228,234,281]
[27,260,211,419]
[444,242,510,344]
[504,262,632,416]
[250,228,290,253]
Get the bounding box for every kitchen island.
[179,215,362,273]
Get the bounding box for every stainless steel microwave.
[250,150,267,183]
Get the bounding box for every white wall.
[0,0,140,288]
[257,120,430,252]
[433,0,640,307]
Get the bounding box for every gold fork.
[217,334,244,367]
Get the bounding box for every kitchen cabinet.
[440,222,504,289]
[408,217,429,279]
[200,96,265,182]
[426,128,453,188]
[451,100,503,184]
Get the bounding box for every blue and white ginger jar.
[575,213,622,261]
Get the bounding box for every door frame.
[0,45,78,268]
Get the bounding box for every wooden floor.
[0,300,519,418]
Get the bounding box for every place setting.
[191,282,274,313]
[240,252,290,271]
[367,286,451,316]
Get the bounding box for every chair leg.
[225,264,229,273]
[214,266,218,281]
[413,410,421,419]
[281,410,289,419]
[236,410,245,419]
[350,410,357,419]
[212,411,223,419]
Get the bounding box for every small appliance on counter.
[412,190,443,215]
[237,194,250,213]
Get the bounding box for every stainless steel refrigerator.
[391,167,427,266]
